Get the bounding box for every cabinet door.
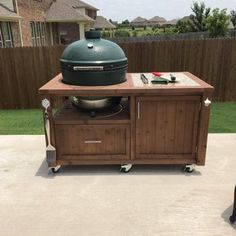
[136,96,200,160]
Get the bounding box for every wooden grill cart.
[39,72,214,173]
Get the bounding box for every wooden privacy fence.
[0,46,65,109]
[0,38,236,109]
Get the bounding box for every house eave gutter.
[0,15,22,21]
[45,19,94,23]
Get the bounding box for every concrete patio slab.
[0,134,236,236]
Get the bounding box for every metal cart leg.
[229,186,236,224]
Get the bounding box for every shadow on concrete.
[35,158,55,179]
[221,204,236,230]
[35,159,201,178]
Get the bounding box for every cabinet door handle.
[84,140,102,144]
[138,101,140,119]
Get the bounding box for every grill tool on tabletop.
[152,72,162,77]
[140,73,169,84]
[169,73,177,83]
[151,77,169,84]
[151,73,177,84]
[140,74,149,84]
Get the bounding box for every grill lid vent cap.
[85,28,101,39]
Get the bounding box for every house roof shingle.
[163,19,178,25]
[93,16,116,29]
[0,3,21,21]
[69,0,98,10]
[131,16,147,23]
[149,16,166,22]
[46,0,96,22]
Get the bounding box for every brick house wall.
[50,22,59,45]
[17,0,53,46]
[56,10,97,45]
[1,0,98,47]
[11,21,21,47]
[58,23,80,45]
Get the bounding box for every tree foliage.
[122,19,130,25]
[230,10,236,29]
[189,1,211,31]
[175,19,193,33]
[102,31,110,38]
[114,30,130,37]
[205,8,230,37]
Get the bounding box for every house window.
[30,21,46,46]
[0,22,13,48]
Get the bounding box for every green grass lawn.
[0,109,44,135]
[209,102,236,133]
[0,102,235,134]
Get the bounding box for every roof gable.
[0,3,21,21]
[70,0,98,10]
[93,16,116,29]
[163,19,178,25]
[46,0,95,22]
[131,16,147,23]
[149,16,166,22]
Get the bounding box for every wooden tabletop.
[39,72,214,96]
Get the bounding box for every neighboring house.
[110,20,118,26]
[130,16,176,28]
[148,16,166,26]
[93,16,116,38]
[130,16,147,27]
[162,19,178,27]
[93,16,115,30]
[0,0,99,47]
[0,1,22,47]
[46,0,98,45]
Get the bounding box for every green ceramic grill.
[60,29,128,86]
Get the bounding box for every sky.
[85,0,236,22]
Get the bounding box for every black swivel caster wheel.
[184,164,195,173]
[51,166,61,173]
[229,215,236,224]
[120,164,132,173]
[120,167,130,173]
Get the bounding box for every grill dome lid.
[60,29,128,86]
[60,29,127,65]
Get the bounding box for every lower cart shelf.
[53,99,130,125]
